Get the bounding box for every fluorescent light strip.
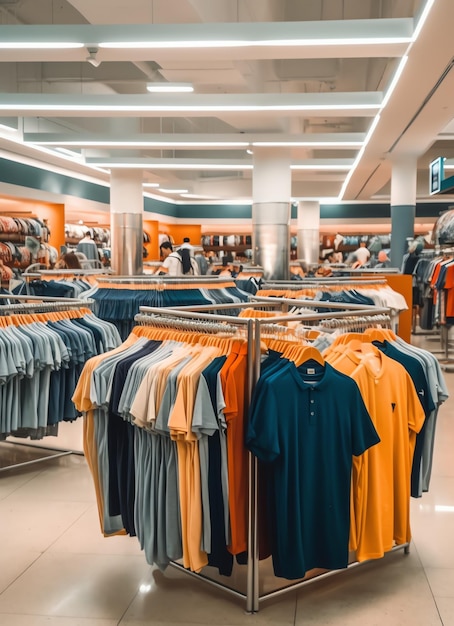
[291,164,353,170]
[0,104,380,112]
[253,140,363,147]
[142,183,160,187]
[160,188,189,193]
[412,0,436,42]
[99,36,410,49]
[180,193,219,200]
[147,83,194,93]
[88,162,254,170]
[337,0,436,201]
[380,55,408,109]
[338,114,381,199]
[0,42,83,49]
[25,139,250,147]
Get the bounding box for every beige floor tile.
[4,455,96,504]
[425,568,454,598]
[411,525,454,568]
[0,467,43,500]
[0,616,118,625]
[0,552,152,620]
[0,547,41,594]
[49,504,143,556]
[294,554,441,626]
[121,566,297,625]
[0,498,92,552]
[435,596,454,626]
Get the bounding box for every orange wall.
[384,274,413,343]
[39,203,65,252]
[159,223,202,247]
[143,219,159,260]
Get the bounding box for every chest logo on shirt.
[391,402,396,413]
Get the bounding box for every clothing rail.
[0,297,99,470]
[0,293,94,313]
[100,275,238,285]
[133,302,399,613]
[330,268,401,274]
[23,268,112,277]
[262,278,388,287]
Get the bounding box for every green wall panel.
[1,157,453,220]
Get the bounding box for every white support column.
[297,200,320,266]
[252,149,291,280]
[390,156,417,268]
[110,169,144,275]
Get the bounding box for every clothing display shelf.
[257,279,402,333]
[108,299,397,613]
[428,248,454,370]
[22,267,113,295]
[85,275,251,341]
[0,293,96,471]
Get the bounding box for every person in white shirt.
[352,241,371,267]
[158,241,199,276]
[79,231,93,244]
[179,237,195,256]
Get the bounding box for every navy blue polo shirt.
[246,360,379,580]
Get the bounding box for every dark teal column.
[390,204,415,268]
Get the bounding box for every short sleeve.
[246,381,280,463]
[348,378,380,457]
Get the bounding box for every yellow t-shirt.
[333,346,425,561]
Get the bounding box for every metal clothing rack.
[262,278,389,287]
[133,300,409,613]
[21,268,112,295]
[0,293,95,311]
[98,275,239,285]
[0,295,94,471]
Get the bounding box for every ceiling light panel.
[23,132,366,149]
[0,93,382,116]
[147,83,194,93]
[85,157,254,170]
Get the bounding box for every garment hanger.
[293,345,325,366]
[363,327,396,342]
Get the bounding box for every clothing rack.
[0,295,96,471]
[0,293,95,312]
[263,278,389,287]
[99,275,238,285]
[131,300,408,613]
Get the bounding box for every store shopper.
[351,241,371,267]
[158,241,199,276]
[55,251,82,270]
[376,250,391,268]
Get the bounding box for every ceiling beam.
[0,19,412,63]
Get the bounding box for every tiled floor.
[0,335,453,625]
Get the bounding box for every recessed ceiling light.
[142,182,160,187]
[160,188,189,194]
[147,83,194,93]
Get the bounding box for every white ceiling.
[0,0,452,206]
